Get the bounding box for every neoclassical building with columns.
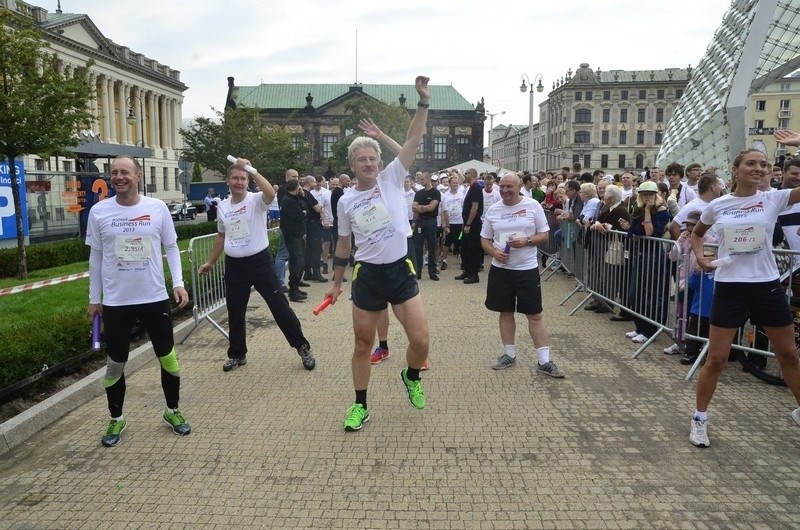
[1,0,187,244]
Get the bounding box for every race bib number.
[226,219,250,240]
[355,202,392,235]
[724,225,765,254]
[115,235,152,261]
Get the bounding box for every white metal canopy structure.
[657,0,800,176]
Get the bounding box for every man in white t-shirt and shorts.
[325,75,431,431]
[87,155,191,447]
[480,173,566,378]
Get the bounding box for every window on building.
[618,154,626,169]
[174,168,180,191]
[104,163,110,176]
[574,131,590,144]
[585,91,592,100]
[600,154,609,168]
[638,89,646,99]
[416,140,424,159]
[574,91,582,101]
[754,119,765,129]
[779,118,790,129]
[603,90,611,101]
[656,108,664,122]
[456,136,470,161]
[619,130,627,144]
[655,130,663,144]
[756,100,766,111]
[584,154,591,169]
[575,109,591,123]
[636,130,645,144]
[572,154,580,164]
[637,108,646,123]
[620,108,628,122]
[433,136,447,160]
[291,134,302,150]
[621,90,629,100]
[781,82,792,92]
[601,130,609,144]
[602,109,610,123]
[780,99,791,110]
[150,167,156,192]
[163,167,169,191]
[657,89,665,99]
[635,154,644,169]
[675,89,684,99]
[63,161,72,172]
[322,135,337,159]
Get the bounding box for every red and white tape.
[0,271,90,297]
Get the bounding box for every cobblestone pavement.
[1,267,800,529]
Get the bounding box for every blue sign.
[0,160,30,240]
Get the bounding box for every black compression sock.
[406,367,421,381]
[379,340,388,350]
[355,389,367,410]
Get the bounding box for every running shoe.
[400,368,426,409]
[370,347,389,365]
[101,417,127,447]
[536,361,565,378]
[631,334,648,343]
[663,344,684,355]
[223,357,247,372]
[343,403,370,431]
[297,344,316,370]
[162,409,192,436]
[689,418,709,447]
[625,331,639,339]
[792,408,800,427]
[492,354,517,370]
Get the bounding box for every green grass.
[0,239,196,335]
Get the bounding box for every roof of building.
[232,83,475,111]
[598,69,691,83]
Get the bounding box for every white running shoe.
[689,418,710,447]
[631,334,648,343]
[663,344,684,355]
[791,408,800,427]
[625,331,639,339]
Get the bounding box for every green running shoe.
[162,409,192,436]
[400,368,426,409]
[101,417,127,447]
[343,403,370,431]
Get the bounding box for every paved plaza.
[1,268,800,529]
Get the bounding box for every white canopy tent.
[442,159,513,176]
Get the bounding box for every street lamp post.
[520,74,543,173]
[486,110,505,164]
[126,94,147,195]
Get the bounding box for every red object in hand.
[313,296,333,316]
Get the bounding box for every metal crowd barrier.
[566,226,679,359]
[677,245,800,381]
[539,209,563,280]
[563,224,800,381]
[181,233,228,343]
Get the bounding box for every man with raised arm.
[324,76,431,431]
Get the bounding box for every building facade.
[491,63,691,173]
[1,1,187,245]
[747,72,800,163]
[226,78,486,175]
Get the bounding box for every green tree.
[0,9,94,279]
[180,106,307,179]
[328,98,412,174]
[191,162,202,182]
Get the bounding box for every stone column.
[175,100,183,150]
[157,94,165,149]
[102,76,113,142]
[106,77,117,143]
[148,91,157,150]
[136,87,146,146]
[119,84,129,145]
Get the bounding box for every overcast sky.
[50,0,732,135]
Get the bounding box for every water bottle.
[92,313,102,352]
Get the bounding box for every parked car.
[169,201,197,221]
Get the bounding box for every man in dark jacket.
[280,180,308,302]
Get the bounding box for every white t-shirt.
[267,195,280,213]
[86,196,179,306]
[337,158,410,264]
[778,200,800,267]
[441,189,465,225]
[700,189,790,282]
[481,186,501,221]
[216,191,270,258]
[672,183,697,209]
[311,187,333,227]
[673,197,711,229]
[480,197,549,271]
[521,187,532,198]
[621,187,634,200]
[404,189,415,222]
